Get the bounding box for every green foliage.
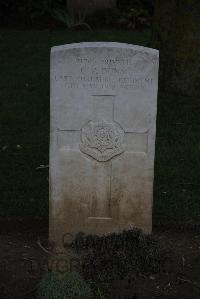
[86,1,152,30]
[0,0,153,29]
[37,272,92,299]
[51,9,91,30]
[117,0,152,29]
[118,7,151,29]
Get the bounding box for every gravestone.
[50,42,159,249]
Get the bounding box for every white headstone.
[50,42,159,249]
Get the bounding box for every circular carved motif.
[80,121,125,162]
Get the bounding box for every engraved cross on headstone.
[50,42,159,246]
[79,95,148,218]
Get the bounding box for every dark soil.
[0,220,200,299]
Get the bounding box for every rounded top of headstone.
[51,42,159,56]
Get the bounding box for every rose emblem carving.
[80,121,125,161]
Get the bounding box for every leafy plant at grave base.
[51,9,91,30]
[37,271,93,299]
[70,229,168,282]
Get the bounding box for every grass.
[154,93,200,226]
[0,29,199,226]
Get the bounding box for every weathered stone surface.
[80,120,125,162]
[49,42,159,249]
